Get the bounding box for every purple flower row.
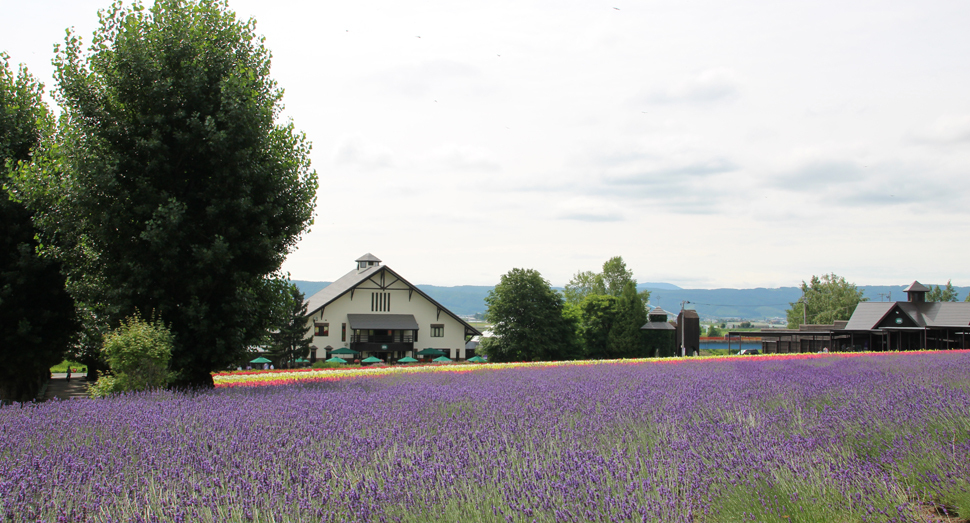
[1,352,968,522]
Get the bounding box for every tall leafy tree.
[268,283,313,368]
[564,270,605,306]
[606,282,647,359]
[575,294,619,359]
[786,274,866,328]
[14,0,317,388]
[483,268,576,362]
[0,54,79,401]
[927,280,958,302]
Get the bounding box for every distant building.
[303,254,482,362]
[640,307,676,357]
[728,280,970,353]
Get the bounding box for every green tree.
[786,274,867,328]
[927,280,958,302]
[267,283,313,368]
[0,55,79,402]
[606,282,648,358]
[89,313,174,397]
[14,0,317,388]
[483,268,576,362]
[575,294,619,359]
[564,270,605,306]
[707,324,721,337]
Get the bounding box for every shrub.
[89,314,174,397]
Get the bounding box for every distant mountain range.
[291,280,969,321]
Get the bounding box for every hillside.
[291,280,969,320]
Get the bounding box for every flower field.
[3,352,970,522]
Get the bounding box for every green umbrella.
[325,357,346,363]
[250,357,272,364]
[417,348,445,356]
[432,356,453,363]
[294,358,309,363]
[331,347,360,355]
[467,356,486,363]
[361,356,383,364]
[397,356,419,363]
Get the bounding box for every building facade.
[303,254,482,362]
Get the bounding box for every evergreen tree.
[0,54,79,402]
[14,1,318,388]
[927,281,958,302]
[268,284,313,368]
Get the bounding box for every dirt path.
[43,373,90,401]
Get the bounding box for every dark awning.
[347,314,419,330]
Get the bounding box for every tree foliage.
[484,268,576,362]
[786,274,867,328]
[89,313,174,397]
[606,282,648,359]
[14,0,318,388]
[267,283,313,368]
[574,294,619,359]
[563,270,605,306]
[0,54,78,402]
[927,280,958,302]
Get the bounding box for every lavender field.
[2,353,970,522]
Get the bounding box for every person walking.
[66,365,71,382]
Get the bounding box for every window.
[341,323,346,342]
[431,324,444,337]
[314,323,329,337]
[371,292,391,312]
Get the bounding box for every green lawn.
[50,360,87,373]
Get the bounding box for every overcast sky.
[3,0,970,289]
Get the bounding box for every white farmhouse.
[304,254,482,362]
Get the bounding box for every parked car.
[738,349,761,356]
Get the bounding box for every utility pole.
[680,300,690,357]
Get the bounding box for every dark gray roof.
[348,314,419,330]
[843,302,896,330]
[904,281,930,293]
[304,264,382,315]
[844,301,970,330]
[641,321,675,331]
[648,307,669,319]
[356,253,381,263]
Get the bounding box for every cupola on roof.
[355,253,381,271]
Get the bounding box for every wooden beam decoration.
[437,307,442,320]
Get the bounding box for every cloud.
[555,197,624,222]
[425,144,500,173]
[909,114,970,145]
[332,136,394,170]
[366,60,483,98]
[641,68,742,104]
[768,160,865,187]
[766,156,966,210]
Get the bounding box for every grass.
[50,360,86,373]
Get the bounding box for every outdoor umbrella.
[330,347,360,355]
[325,357,346,363]
[417,348,445,357]
[397,356,419,363]
[432,356,453,363]
[250,357,272,364]
[361,356,383,364]
[467,356,486,363]
[294,358,308,363]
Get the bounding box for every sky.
[3,0,970,289]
